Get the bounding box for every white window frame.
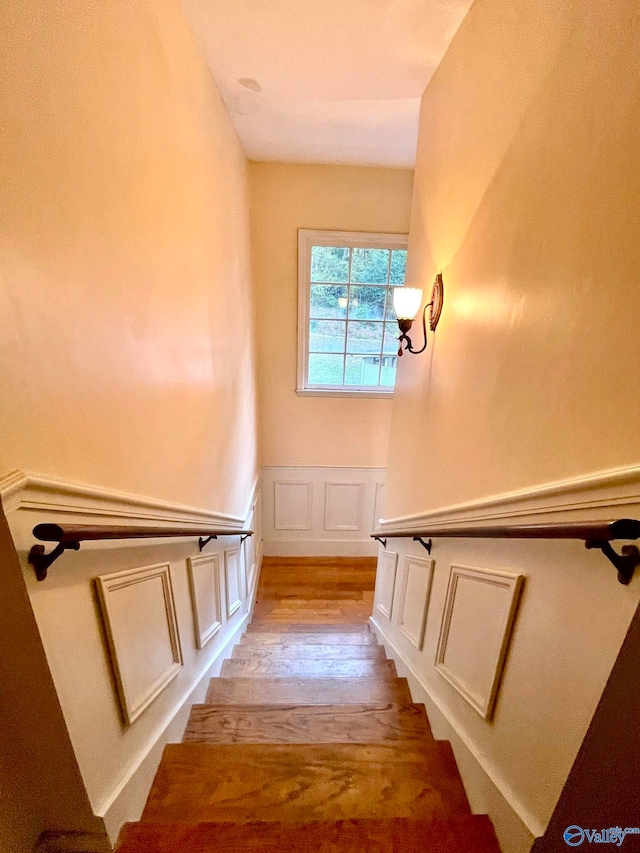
[297,229,409,398]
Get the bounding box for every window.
[297,230,409,396]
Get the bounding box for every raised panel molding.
[374,549,398,619]
[244,509,257,598]
[435,564,524,720]
[324,482,364,531]
[224,548,243,619]
[372,482,386,531]
[187,554,222,650]
[95,563,183,726]
[274,481,312,530]
[396,554,434,650]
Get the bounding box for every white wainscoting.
[224,547,243,618]
[324,482,364,531]
[435,564,524,720]
[187,553,222,650]
[262,466,385,555]
[95,563,183,727]
[395,554,434,650]
[0,468,264,846]
[373,549,398,618]
[274,480,312,530]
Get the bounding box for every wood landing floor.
[116,556,501,852]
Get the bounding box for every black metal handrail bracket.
[28,524,254,581]
[372,519,640,585]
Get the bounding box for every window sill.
[296,388,395,399]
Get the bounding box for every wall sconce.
[394,273,444,356]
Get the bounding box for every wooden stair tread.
[142,742,470,823]
[205,677,412,705]
[118,815,500,852]
[254,597,373,614]
[183,702,432,744]
[220,659,396,679]
[231,643,386,660]
[239,632,378,646]
[246,623,371,634]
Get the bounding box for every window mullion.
[300,233,407,393]
[342,247,354,385]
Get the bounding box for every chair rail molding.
[378,463,640,532]
[0,469,260,531]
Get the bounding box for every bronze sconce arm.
[395,273,444,356]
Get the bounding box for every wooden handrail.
[372,519,640,585]
[29,524,253,582]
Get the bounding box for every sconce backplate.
[429,273,444,331]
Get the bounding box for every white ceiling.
[182,0,473,168]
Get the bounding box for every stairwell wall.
[0,0,260,847]
[250,163,413,554]
[375,1,640,852]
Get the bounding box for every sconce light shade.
[394,274,444,357]
[393,287,423,320]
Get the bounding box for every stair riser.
[118,816,501,853]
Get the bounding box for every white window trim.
[297,229,409,398]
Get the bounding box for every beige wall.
[377,1,640,851]
[251,162,413,468]
[0,0,258,517]
[0,0,260,844]
[386,0,640,518]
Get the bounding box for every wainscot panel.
[262,466,385,555]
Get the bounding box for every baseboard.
[99,613,250,843]
[370,615,539,852]
[263,538,378,557]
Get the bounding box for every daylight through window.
[297,230,409,395]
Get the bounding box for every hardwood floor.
[116,556,501,852]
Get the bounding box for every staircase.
[116,557,501,851]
